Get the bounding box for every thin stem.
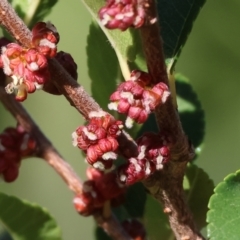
[94,213,131,240]
[0,86,83,194]
[0,1,32,44]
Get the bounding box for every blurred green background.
[1,0,240,239]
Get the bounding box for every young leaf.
[87,21,119,110]
[0,192,62,240]
[7,0,58,27]
[27,0,58,28]
[207,170,240,240]
[156,0,206,70]
[82,0,145,79]
[184,164,214,230]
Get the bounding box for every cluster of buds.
[117,132,170,185]
[98,0,146,31]
[43,51,78,95]
[0,125,36,182]
[122,219,146,240]
[109,70,170,128]
[72,111,123,170]
[73,167,125,216]
[0,22,59,101]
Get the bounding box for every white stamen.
[73,197,86,206]
[130,71,141,81]
[93,161,105,170]
[125,117,134,128]
[124,12,134,18]
[71,132,78,147]
[29,62,39,71]
[101,14,111,26]
[150,17,157,24]
[138,145,146,159]
[108,102,118,111]
[39,39,56,49]
[115,13,124,20]
[155,154,164,170]
[12,75,21,86]
[156,163,163,170]
[34,82,43,90]
[145,161,151,175]
[143,99,152,113]
[120,92,134,104]
[162,91,170,103]
[120,174,126,182]
[5,83,15,94]
[156,155,163,164]
[133,16,141,26]
[102,151,117,160]
[82,128,97,141]
[88,111,106,118]
[130,158,141,172]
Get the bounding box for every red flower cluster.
[43,51,78,95]
[117,132,170,185]
[109,70,170,128]
[0,22,59,101]
[73,167,125,216]
[72,111,123,170]
[0,125,36,182]
[98,0,145,31]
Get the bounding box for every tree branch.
[139,0,203,239]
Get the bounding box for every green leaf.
[95,226,111,240]
[0,192,62,240]
[175,73,205,152]
[8,0,58,27]
[87,21,119,110]
[123,183,147,218]
[28,0,58,28]
[82,0,146,79]
[184,164,214,230]
[143,194,172,239]
[207,170,240,240]
[157,0,206,70]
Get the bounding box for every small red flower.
[0,125,36,182]
[0,22,60,101]
[72,111,123,170]
[73,167,126,216]
[109,70,170,128]
[99,0,146,31]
